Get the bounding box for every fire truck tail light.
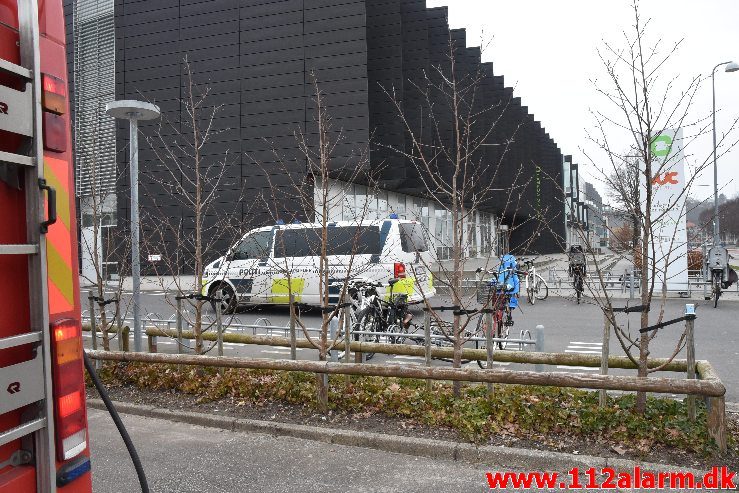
[41,73,66,115]
[51,319,88,461]
[394,262,406,279]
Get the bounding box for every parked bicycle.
[519,257,548,305]
[346,277,416,360]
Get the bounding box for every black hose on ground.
[83,352,150,493]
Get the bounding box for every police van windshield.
[274,226,382,257]
[233,230,273,260]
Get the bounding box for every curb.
[87,399,709,474]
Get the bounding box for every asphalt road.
[86,408,498,493]
[82,289,739,402]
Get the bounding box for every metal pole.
[703,242,708,299]
[116,298,123,351]
[176,297,183,354]
[534,325,544,372]
[215,296,223,357]
[630,268,635,300]
[289,293,297,360]
[88,291,100,368]
[599,311,611,407]
[485,310,494,395]
[424,310,431,390]
[343,295,351,364]
[686,304,696,421]
[88,291,97,352]
[129,116,142,352]
[712,66,720,246]
[329,318,338,362]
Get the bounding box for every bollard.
[685,304,696,422]
[424,310,432,391]
[599,311,611,408]
[176,297,183,354]
[485,310,494,395]
[629,269,635,300]
[329,317,338,363]
[147,331,157,353]
[120,326,130,352]
[534,325,544,372]
[215,296,224,357]
[289,294,297,360]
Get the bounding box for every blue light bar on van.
[276,220,285,225]
[292,220,302,224]
[389,213,399,219]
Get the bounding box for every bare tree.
[141,57,245,354]
[257,75,379,409]
[581,0,739,412]
[384,36,554,395]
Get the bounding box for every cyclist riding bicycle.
[568,245,587,277]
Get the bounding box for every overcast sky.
[426,0,739,203]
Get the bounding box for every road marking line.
[568,346,604,350]
[555,367,600,371]
[569,342,602,346]
[393,355,426,360]
[565,350,602,354]
[386,361,421,366]
[261,350,291,355]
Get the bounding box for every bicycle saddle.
[388,278,400,286]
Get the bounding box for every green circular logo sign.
[650,134,673,158]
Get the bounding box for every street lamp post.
[711,61,739,246]
[106,100,161,352]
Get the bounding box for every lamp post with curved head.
[105,100,160,352]
[711,61,739,246]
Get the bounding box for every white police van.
[202,217,436,313]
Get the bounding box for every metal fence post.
[289,293,297,360]
[485,310,494,395]
[424,310,431,391]
[116,299,123,352]
[534,325,544,372]
[599,311,610,407]
[685,304,696,422]
[88,291,101,369]
[329,317,338,363]
[702,242,708,299]
[215,296,224,357]
[343,294,351,365]
[630,269,635,299]
[176,297,183,355]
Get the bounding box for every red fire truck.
[1,0,93,491]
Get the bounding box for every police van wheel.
[210,283,237,315]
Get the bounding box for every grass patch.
[89,363,736,458]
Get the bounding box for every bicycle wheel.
[355,306,381,360]
[527,276,535,305]
[534,275,549,300]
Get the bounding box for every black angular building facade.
[66,0,565,269]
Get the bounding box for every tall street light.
[106,100,160,352]
[711,61,739,246]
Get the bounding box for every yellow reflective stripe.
[47,240,74,307]
[42,163,71,229]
